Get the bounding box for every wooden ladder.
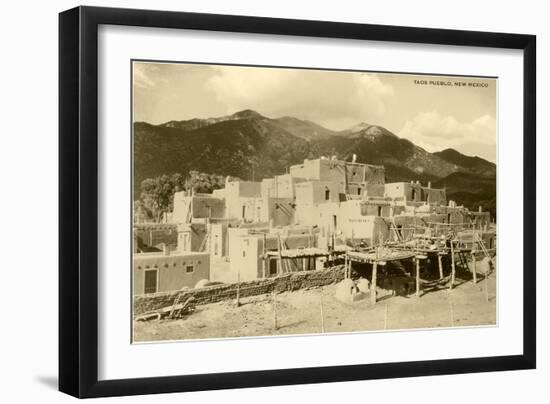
[390,220,402,242]
[199,229,210,252]
[475,232,494,266]
[277,233,290,273]
[185,199,192,223]
[169,293,193,319]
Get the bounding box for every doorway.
[144,269,158,294]
[269,258,278,276]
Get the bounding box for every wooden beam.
[415,258,421,297]
[266,233,271,278]
[277,234,282,275]
[449,240,456,290]
[344,252,348,279]
[485,267,489,302]
[236,272,241,307]
[370,262,378,305]
[438,254,444,280]
[272,293,278,330]
[471,252,477,284]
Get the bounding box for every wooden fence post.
[471,252,477,284]
[415,257,421,297]
[449,240,456,291]
[485,268,489,302]
[370,262,378,305]
[272,293,278,330]
[236,272,241,307]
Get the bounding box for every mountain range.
[134,109,496,213]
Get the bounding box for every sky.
[133,61,497,162]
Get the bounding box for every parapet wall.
[134,265,346,315]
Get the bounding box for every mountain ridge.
[134,109,496,213]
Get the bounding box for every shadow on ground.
[35,375,58,390]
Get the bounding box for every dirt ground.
[133,269,497,342]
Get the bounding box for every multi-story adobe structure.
[147,156,494,286]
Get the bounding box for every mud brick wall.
[134,265,347,315]
[135,224,178,250]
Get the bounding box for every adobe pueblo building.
[134,157,496,304]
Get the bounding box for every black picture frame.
[59,5,536,398]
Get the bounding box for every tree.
[139,173,186,222]
[137,171,238,222]
[133,200,152,223]
[184,171,238,194]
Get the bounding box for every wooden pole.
[236,272,241,307]
[370,261,378,305]
[485,267,489,302]
[449,240,456,290]
[272,293,278,330]
[266,233,269,278]
[344,252,348,279]
[471,252,477,284]
[277,235,282,276]
[438,254,444,280]
[320,295,325,333]
[415,258,421,297]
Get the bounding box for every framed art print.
[59,6,536,398]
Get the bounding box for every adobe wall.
[134,252,210,294]
[134,265,347,315]
[262,197,295,227]
[191,196,226,219]
[225,181,262,199]
[261,174,303,199]
[177,222,207,252]
[422,187,447,205]
[225,195,263,221]
[134,224,178,251]
[295,180,340,205]
[172,193,226,223]
[209,223,228,258]
[345,163,385,185]
[385,182,422,202]
[289,159,321,180]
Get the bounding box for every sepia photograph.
[131,61,497,343]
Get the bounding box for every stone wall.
[134,265,346,315]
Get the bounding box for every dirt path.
[133,272,496,342]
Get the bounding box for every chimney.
[478,205,483,213]
[352,153,357,163]
[428,181,431,188]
